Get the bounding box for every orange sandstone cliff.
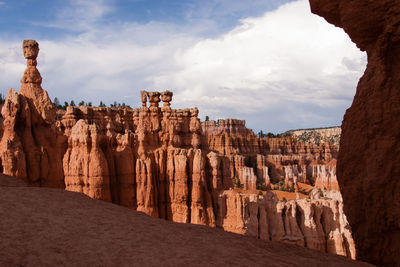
[0,40,355,259]
[310,0,400,266]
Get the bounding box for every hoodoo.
[309,0,400,266]
[0,40,357,259]
[0,40,64,187]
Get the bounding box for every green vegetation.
[51,98,130,110]
[257,130,280,138]
[109,101,127,108]
[53,97,62,109]
[256,179,267,191]
[232,174,243,189]
[275,180,295,192]
[307,176,315,186]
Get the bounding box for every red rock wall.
[58,104,218,225]
[202,119,340,191]
[218,190,355,259]
[310,1,400,265]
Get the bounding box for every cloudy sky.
[0,0,366,133]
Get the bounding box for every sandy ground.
[0,174,373,267]
[272,190,308,200]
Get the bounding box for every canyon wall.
[218,190,355,259]
[283,126,341,146]
[0,40,354,259]
[202,119,339,191]
[310,0,400,266]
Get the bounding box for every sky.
[0,0,367,133]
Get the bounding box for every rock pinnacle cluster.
[0,40,358,259]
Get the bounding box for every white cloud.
[0,41,25,93]
[153,1,365,111]
[150,0,366,131]
[0,0,366,133]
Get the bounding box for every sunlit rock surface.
[0,40,355,259]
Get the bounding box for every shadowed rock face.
[310,1,400,266]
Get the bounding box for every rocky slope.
[283,127,341,146]
[0,174,371,267]
[310,0,400,266]
[0,40,353,259]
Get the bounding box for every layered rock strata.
[202,119,340,191]
[218,190,355,259]
[0,40,354,259]
[310,1,400,266]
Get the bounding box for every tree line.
[0,94,5,105]
[257,130,278,138]
[53,97,129,110]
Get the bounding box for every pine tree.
[53,97,60,108]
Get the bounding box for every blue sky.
[0,0,294,38]
[0,0,366,133]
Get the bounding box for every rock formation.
[218,190,356,259]
[283,127,341,146]
[202,120,340,191]
[57,93,216,225]
[0,40,355,259]
[309,1,400,266]
[0,40,64,187]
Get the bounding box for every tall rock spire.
[0,40,65,187]
[21,40,42,85]
[19,40,55,124]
